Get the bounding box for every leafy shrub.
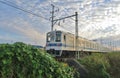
[106,52,120,78]
[78,53,110,78]
[0,42,74,78]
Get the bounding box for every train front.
[46,31,62,57]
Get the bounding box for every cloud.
[0,0,120,45]
[15,0,22,5]
[0,17,46,45]
[14,18,46,45]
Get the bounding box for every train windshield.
[47,32,55,42]
[56,31,61,42]
[47,31,61,42]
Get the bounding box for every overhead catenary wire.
[48,2,77,34]
[8,0,51,15]
[49,1,93,35]
[57,23,75,34]
[49,0,75,21]
[0,0,49,20]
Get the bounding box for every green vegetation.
[106,52,120,78]
[78,52,120,78]
[1,42,120,78]
[0,42,75,78]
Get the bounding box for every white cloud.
[0,17,46,45]
[1,0,120,45]
[13,18,46,45]
[15,0,22,5]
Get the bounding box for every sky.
[0,0,120,46]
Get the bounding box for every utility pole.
[50,4,59,31]
[51,4,54,31]
[75,12,79,59]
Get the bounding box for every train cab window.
[51,33,54,41]
[56,31,61,42]
[47,32,54,42]
[47,33,50,42]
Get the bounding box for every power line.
[9,0,51,14]
[48,3,76,33]
[57,24,75,34]
[49,0,75,21]
[63,8,75,21]
[0,0,49,20]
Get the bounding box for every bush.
[0,42,74,78]
[78,52,120,78]
[106,52,120,78]
[78,53,110,78]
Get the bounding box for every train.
[46,30,111,57]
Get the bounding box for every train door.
[64,34,66,47]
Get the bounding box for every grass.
[78,52,120,78]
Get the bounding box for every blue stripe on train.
[46,43,98,50]
[46,43,74,47]
[47,43,62,46]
